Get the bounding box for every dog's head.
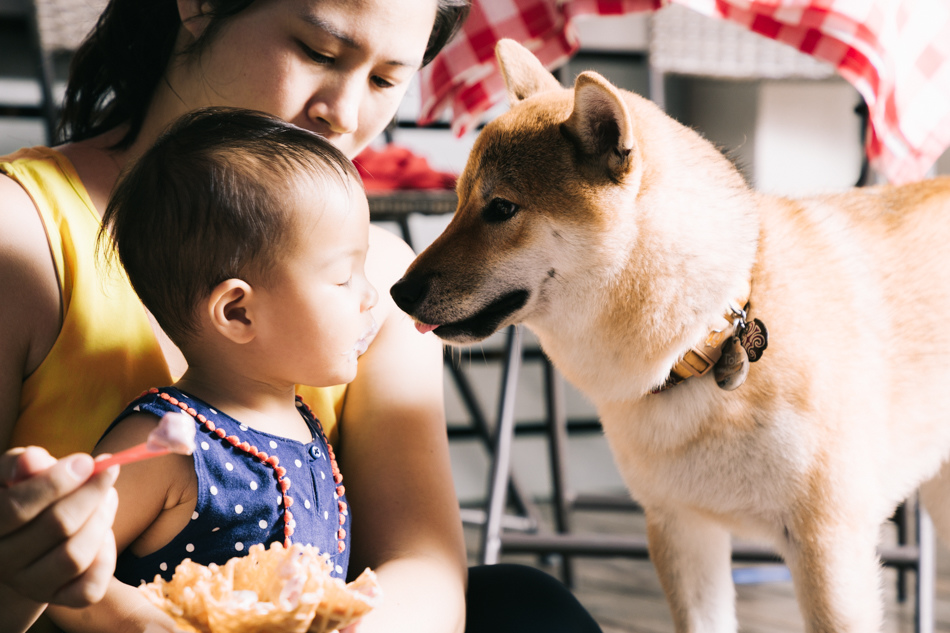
[391,40,650,343]
[392,40,756,354]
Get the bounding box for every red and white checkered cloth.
[418,0,950,184]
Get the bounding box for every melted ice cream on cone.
[140,542,381,633]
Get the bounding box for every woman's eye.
[301,43,333,64]
[372,76,395,89]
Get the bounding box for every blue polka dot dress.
[107,387,350,586]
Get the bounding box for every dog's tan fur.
[391,40,950,632]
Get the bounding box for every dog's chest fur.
[527,172,950,537]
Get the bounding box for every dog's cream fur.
[391,39,950,632]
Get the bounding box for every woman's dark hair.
[59,0,471,146]
[98,106,361,346]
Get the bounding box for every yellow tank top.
[2,147,345,456]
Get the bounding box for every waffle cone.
[307,568,380,633]
[140,542,381,633]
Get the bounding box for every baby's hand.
[0,447,119,607]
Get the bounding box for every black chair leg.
[893,502,908,603]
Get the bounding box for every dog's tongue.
[415,322,439,334]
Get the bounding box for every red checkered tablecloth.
[418,0,950,184]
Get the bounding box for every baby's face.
[253,177,378,387]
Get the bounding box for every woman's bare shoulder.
[367,224,416,274]
[0,169,40,217]
[0,173,62,348]
[0,173,63,444]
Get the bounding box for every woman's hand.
[0,447,119,608]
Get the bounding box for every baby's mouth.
[354,318,379,357]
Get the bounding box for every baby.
[49,107,378,632]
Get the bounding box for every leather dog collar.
[652,280,758,394]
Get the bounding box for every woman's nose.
[308,76,362,135]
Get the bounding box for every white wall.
[754,79,865,195]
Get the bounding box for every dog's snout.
[390,275,430,314]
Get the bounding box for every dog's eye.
[483,198,519,223]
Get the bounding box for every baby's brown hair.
[99,106,362,346]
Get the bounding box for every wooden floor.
[463,503,950,633]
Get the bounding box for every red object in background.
[354,144,457,192]
[418,0,950,185]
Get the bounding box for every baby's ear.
[208,279,255,344]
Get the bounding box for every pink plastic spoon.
[92,411,196,474]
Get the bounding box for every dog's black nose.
[390,275,429,313]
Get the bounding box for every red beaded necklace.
[145,388,347,553]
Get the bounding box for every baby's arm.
[46,413,196,633]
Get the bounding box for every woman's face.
[181,0,438,158]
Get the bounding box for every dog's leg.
[781,514,883,633]
[646,508,737,633]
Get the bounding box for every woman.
[0,1,603,632]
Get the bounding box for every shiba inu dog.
[391,39,950,632]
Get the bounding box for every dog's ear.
[562,71,636,179]
[495,38,562,104]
